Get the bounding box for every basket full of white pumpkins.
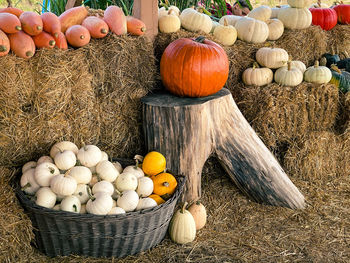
[15,141,185,258]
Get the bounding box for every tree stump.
[141,88,305,209]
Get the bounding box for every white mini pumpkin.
[256,47,289,69]
[50,173,78,196]
[37,155,54,165]
[50,141,79,159]
[54,150,77,171]
[235,17,269,44]
[77,145,102,168]
[159,9,181,33]
[247,5,272,21]
[219,15,241,26]
[158,5,180,17]
[92,180,114,196]
[20,168,40,195]
[290,60,307,74]
[86,192,113,215]
[22,161,37,173]
[304,61,332,84]
[136,197,157,211]
[35,187,57,209]
[179,7,212,34]
[242,62,274,86]
[122,165,144,179]
[60,195,81,213]
[74,184,90,204]
[213,18,237,46]
[274,62,303,86]
[278,7,312,30]
[34,162,60,187]
[67,166,92,184]
[96,160,119,182]
[115,173,138,192]
[116,190,139,212]
[266,19,284,41]
[108,206,126,215]
[136,176,154,197]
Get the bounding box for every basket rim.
[16,175,185,220]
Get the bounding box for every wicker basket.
[16,159,185,258]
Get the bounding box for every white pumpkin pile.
[20,141,157,215]
[242,47,332,87]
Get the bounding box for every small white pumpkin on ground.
[50,141,79,159]
[77,145,102,168]
[34,162,60,187]
[213,18,237,46]
[169,202,196,244]
[274,61,303,86]
[60,195,81,213]
[242,62,274,86]
[115,172,138,192]
[136,197,157,211]
[20,168,40,195]
[54,150,77,171]
[35,187,57,209]
[92,180,114,196]
[304,60,332,84]
[116,190,139,212]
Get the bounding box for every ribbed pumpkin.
[169,202,196,244]
[247,5,272,21]
[304,60,332,84]
[242,62,274,86]
[310,4,338,30]
[332,4,350,24]
[235,17,269,44]
[152,172,177,196]
[266,18,284,40]
[274,61,303,86]
[160,36,229,97]
[213,18,237,46]
[179,7,212,34]
[278,7,312,29]
[330,65,350,93]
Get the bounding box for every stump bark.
[141,88,305,209]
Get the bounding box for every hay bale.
[82,35,157,157]
[283,131,340,181]
[326,25,350,59]
[232,83,339,149]
[0,167,34,263]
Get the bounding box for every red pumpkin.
[332,4,350,24]
[309,6,338,30]
[160,36,229,97]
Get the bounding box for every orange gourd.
[19,11,43,36]
[82,16,109,39]
[126,16,146,36]
[0,7,23,17]
[59,6,88,33]
[142,151,166,176]
[160,36,229,97]
[103,5,127,35]
[33,31,55,49]
[41,12,61,38]
[65,25,90,48]
[152,172,177,196]
[54,32,68,50]
[8,31,35,59]
[0,13,21,33]
[149,194,165,205]
[0,29,10,56]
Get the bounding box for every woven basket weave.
[16,159,185,258]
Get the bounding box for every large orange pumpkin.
[160,36,229,98]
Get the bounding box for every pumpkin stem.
[134,155,144,168]
[195,200,201,206]
[101,28,107,34]
[168,9,174,15]
[37,26,42,31]
[21,182,31,191]
[86,185,95,201]
[317,0,321,7]
[15,25,22,31]
[26,51,33,58]
[287,61,291,71]
[331,64,342,74]
[0,45,7,52]
[252,62,260,69]
[314,60,319,68]
[163,181,170,187]
[197,6,211,16]
[180,202,188,213]
[224,18,228,27]
[194,36,206,44]
[49,167,56,174]
[73,204,77,212]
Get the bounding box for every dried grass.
[326,25,350,59]
[230,82,339,149]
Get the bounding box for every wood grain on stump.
[141,88,305,209]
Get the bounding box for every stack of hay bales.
[0,34,157,167]
[326,25,350,58]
